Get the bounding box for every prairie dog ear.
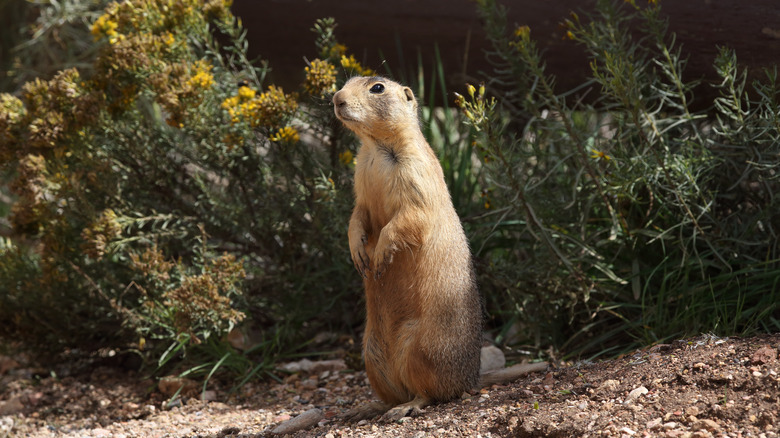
[403,87,415,102]
[402,86,417,110]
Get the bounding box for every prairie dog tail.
[479,362,548,388]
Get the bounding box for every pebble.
[201,390,218,401]
[273,414,291,422]
[692,419,720,432]
[597,379,621,393]
[647,418,663,430]
[91,428,112,437]
[751,346,777,365]
[480,345,506,373]
[624,386,648,404]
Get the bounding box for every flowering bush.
[0,2,373,376]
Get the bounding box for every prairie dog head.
[332,76,419,141]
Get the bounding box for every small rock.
[274,414,292,422]
[480,345,506,373]
[620,426,636,435]
[624,386,648,404]
[647,418,663,430]
[201,390,218,401]
[271,408,323,435]
[751,346,777,365]
[692,419,720,432]
[597,379,621,393]
[91,428,112,438]
[663,422,678,430]
[300,378,318,390]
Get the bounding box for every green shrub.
[0,2,371,378]
[462,0,780,357]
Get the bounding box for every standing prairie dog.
[333,76,545,421]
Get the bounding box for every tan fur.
[333,77,544,421]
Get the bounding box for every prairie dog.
[333,77,545,421]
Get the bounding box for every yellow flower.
[514,25,531,40]
[91,14,121,43]
[186,61,215,90]
[340,55,374,76]
[161,31,176,46]
[590,148,611,161]
[222,85,297,129]
[304,59,337,95]
[255,86,298,129]
[328,44,348,59]
[339,150,354,166]
[238,86,256,100]
[270,126,300,143]
[509,26,532,51]
[222,86,259,124]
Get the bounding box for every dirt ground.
[1,333,779,437]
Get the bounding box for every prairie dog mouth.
[334,107,358,123]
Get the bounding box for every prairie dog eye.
[369,83,385,94]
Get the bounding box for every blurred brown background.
[233,0,780,102]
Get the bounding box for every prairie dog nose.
[332,91,345,107]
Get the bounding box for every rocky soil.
[1,333,779,437]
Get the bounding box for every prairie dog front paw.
[349,231,371,278]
